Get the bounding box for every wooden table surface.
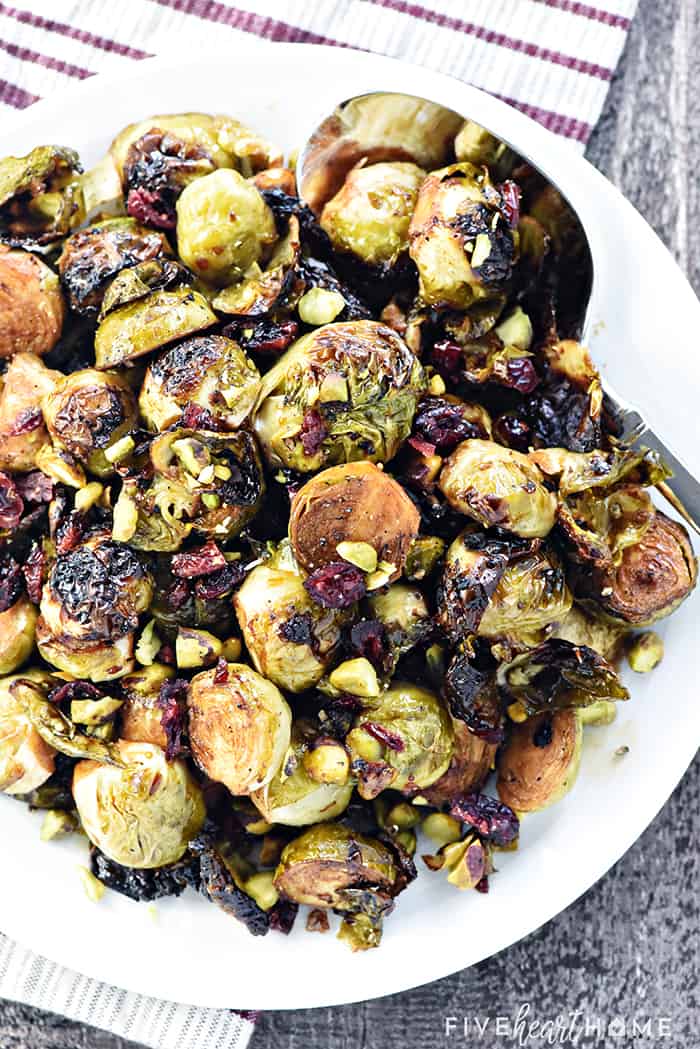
[2,0,698,1045]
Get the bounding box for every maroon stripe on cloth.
[365,0,613,80]
[0,75,38,106]
[0,3,151,59]
[0,37,92,78]
[151,0,349,46]
[537,0,631,30]
[494,92,591,142]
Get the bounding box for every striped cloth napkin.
[0,2,637,1048]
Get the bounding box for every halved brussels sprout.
[42,368,138,476]
[58,218,171,315]
[254,320,425,472]
[176,169,277,286]
[99,258,190,320]
[251,726,353,827]
[497,710,582,813]
[0,595,37,675]
[0,246,64,358]
[454,120,514,171]
[187,662,291,795]
[439,440,557,538]
[367,583,432,669]
[414,719,497,807]
[346,682,454,799]
[94,286,217,370]
[139,335,260,432]
[549,604,628,663]
[320,161,425,267]
[289,461,420,580]
[73,740,205,868]
[234,542,346,693]
[212,215,300,316]
[119,664,175,748]
[0,145,83,246]
[0,352,61,471]
[531,445,669,498]
[0,670,56,794]
[408,163,515,310]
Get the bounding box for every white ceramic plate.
[0,45,698,1012]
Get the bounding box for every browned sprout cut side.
[0,246,65,358]
[0,352,61,472]
[497,709,582,813]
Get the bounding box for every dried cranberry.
[407,436,437,457]
[213,657,229,684]
[493,413,531,452]
[502,356,539,394]
[126,187,176,229]
[194,561,245,600]
[475,875,490,893]
[55,511,86,555]
[450,793,520,847]
[0,553,22,612]
[497,180,521,228]
[164,578,191,611]
[413,396,484,453]
[7,408,43,436]
[180,402,222,431]
[158,678,189,761]
[430,340,463,384]
[299,409,328,457]
[229,318,299,356]
[304,561,366,609]
[361,721,405,752]
[349,619,387,670]
[22,541,46,604]
[0,473,23,530]
[157,642,176,665]
[279,612,315,646]
[171,541,227,579]
[268,898,298,935]
[48,680,103,706]
[15,471,53,504]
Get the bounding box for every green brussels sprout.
[0,246,65,359]
[497,709,582,813]
[58,218,171,315]
[0,145,84,246]
[549,604,628,663]
[0,670,56,794]
[320,161,425,267]
[250,726,353,827]
[187,662,292,795]
[73,740,205,868]
[176,169,277,286]
[254,321,425,472]
[114,428,265,551]
[234,542,346,693]
[94,286,217,370]
[438,529,572,644]
[439,440,557,538]
[41,368,138,476]
[408,163,515,310]
[531,445,670,498]
[404,535,446,581]
[98,258,190,320]
[0,596,37,676]
[346,682,454,799]
[139,335,260,432]
[454,120,514,174]
[212,215,300,316]
[367,583,432,669]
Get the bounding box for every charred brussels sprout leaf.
[0,145,84,246]
[531,445,671,497]
[99,258,190,320]
[189,834,270,936]
[90,846,199,902]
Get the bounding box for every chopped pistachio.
[329,657,380,698]
[336,540,378,573]
[104,434,135,464]
[385,801,421,830]
[176,627,222,668]
[578,700,617,727]
[135,619,160,667]
[349,731,383,762]
[198,464,215,484]
[298,287,346,326]
[77,865,105,903]
[35,443,85,488]
[494,306,533,350]
[394,828,417,856]
[172,437,210,476]
[74,482,104,512]
[302,741,350,785]
[428,372,447,396]
[201,492,221,509]
[365,561,396,591]
[221,636,242,661]
[40,809,78,842]
[507,701,528,723]
[214,464,232,480]
[627,631,664,673]
[70,697,123,726]
[244,871,279,911]
[111,492,138,542]
[422,812,462,848]
[470,233,492,269]
[319,372,349,403]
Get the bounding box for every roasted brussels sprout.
[289,461,420,582]
[320,161,425,266]
[497,710,582,813]
[234,542,346,693]
[58,218,171,316]
[408,163,515,310]
[0,670,56,794]
[42,368,138,476]
[187,662,292,795]
[254,321,425,472]
[549,604,628,663]
[439,440,557,538]
[0,352,60,471]
[454,120,513,171]
[114,428,264,550]
[251,726,353,827]
[0,595,37,675]
[119,664,174,748]
[98,258,189,320]
[367,583,432,669]
[0,246,65,358]
[139,335,260,432]
[414,719,497,807]
[176,169,277,286]
[94,286,217,370]
[346,682,454,799]
[36,530,153,681]
[531,445,669,498]
[73,740,205,868]
[212,215,300,317]
[0,145,83,246]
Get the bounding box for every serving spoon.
[296,91,700,535]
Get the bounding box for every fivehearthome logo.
[443,1004,673,1044]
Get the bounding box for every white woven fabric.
[0,1,638,1046]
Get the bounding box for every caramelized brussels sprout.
[497,710,582,813]
[531,445,669,498]
[439,440,557,538]
[94,286,217,370]
[414,719,497,806]
[139,335,260,432]
[346,682,454,799]
[549,604,628,663]
[212,215,300,317]
[408,163,515,310]
[99,258,189,320]
[289,461,420,580]
[320,161,425,266]
[367,583,432,668]
[119,664,174,748]
[0,145,83,246]
[0,595,37,675]
[176,169,277,286]
[0,670,55,794]
[251,727,353,827]
[187,663,291,795]
[73,740,205,868]
[42,368,138,476]
[234,542,346,693]
[0,246,64,358]
[454,120,513,170]
[58,218,171,315]
[254,321,425,472]
[0,352,61,471]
